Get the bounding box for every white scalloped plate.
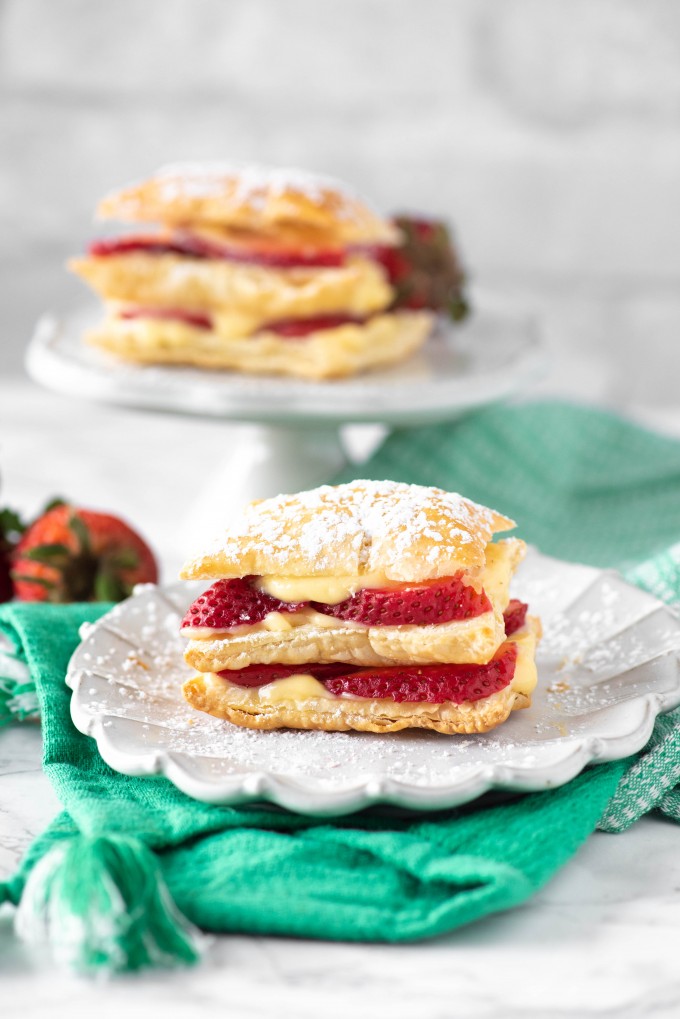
[66,549,680,816]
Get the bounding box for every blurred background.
[1,0,680,408]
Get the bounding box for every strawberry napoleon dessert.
[69,163,439,380]
[179,481,541,735]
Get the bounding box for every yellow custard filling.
[257,674,336,702]
[475,540,520,610]
[509,626,539,697]
[255,571,394,604]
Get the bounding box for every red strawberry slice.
[181,578,304,631]
[220,647,518,704]
[218,662,358,688]
[313,575,491,627]
[89,236,186,258]
[173,234,346,268]
[120,307,213,331]
[503,599,528,636]
[322,645,518,704]
[89,233,347,268]
[182,574,500,633]
[264,313,367,338]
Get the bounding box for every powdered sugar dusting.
[100,162,388,231]
[186,480,510,579]
[156,162,358,208]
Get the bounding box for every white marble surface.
[1,380,680,1016]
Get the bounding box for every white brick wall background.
[2,0,679,407]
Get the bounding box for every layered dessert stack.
[70,164,438,379]
[179,481,541,734]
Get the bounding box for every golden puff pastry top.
[97,163,399,246]
[180,480,516,584]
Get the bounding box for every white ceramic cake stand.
[26,305,545,533]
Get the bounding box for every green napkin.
[1,399,680,975]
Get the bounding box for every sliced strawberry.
[11,504,157,603]
[120,308,368,337]
[218,662,357,688]
[89,236,186,258]
[313,575,491,627]
[183,574,493,631]
[220,647,518,703]
[89,233,347,268]
[503,599,528,636]
[174,233,346,268]
[181,578,304,631]
[264,313,367,338]
[322,646,518,704]
[119,307,213,330]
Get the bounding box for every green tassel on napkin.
[15,833,201,974]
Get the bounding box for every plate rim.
[66,549,680,816]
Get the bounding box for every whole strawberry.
[0,508,25,603]
[378,215,470,321]
[12,502,158,603]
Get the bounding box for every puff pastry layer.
[84,310,432,381]
[96,163,400,245]
[180,480,516,584]
[70,253,392,319]
[184,609,505,672]
[183,673,528,734]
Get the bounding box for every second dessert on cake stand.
[26,163,545,529]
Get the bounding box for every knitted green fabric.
[1,399,680,974]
